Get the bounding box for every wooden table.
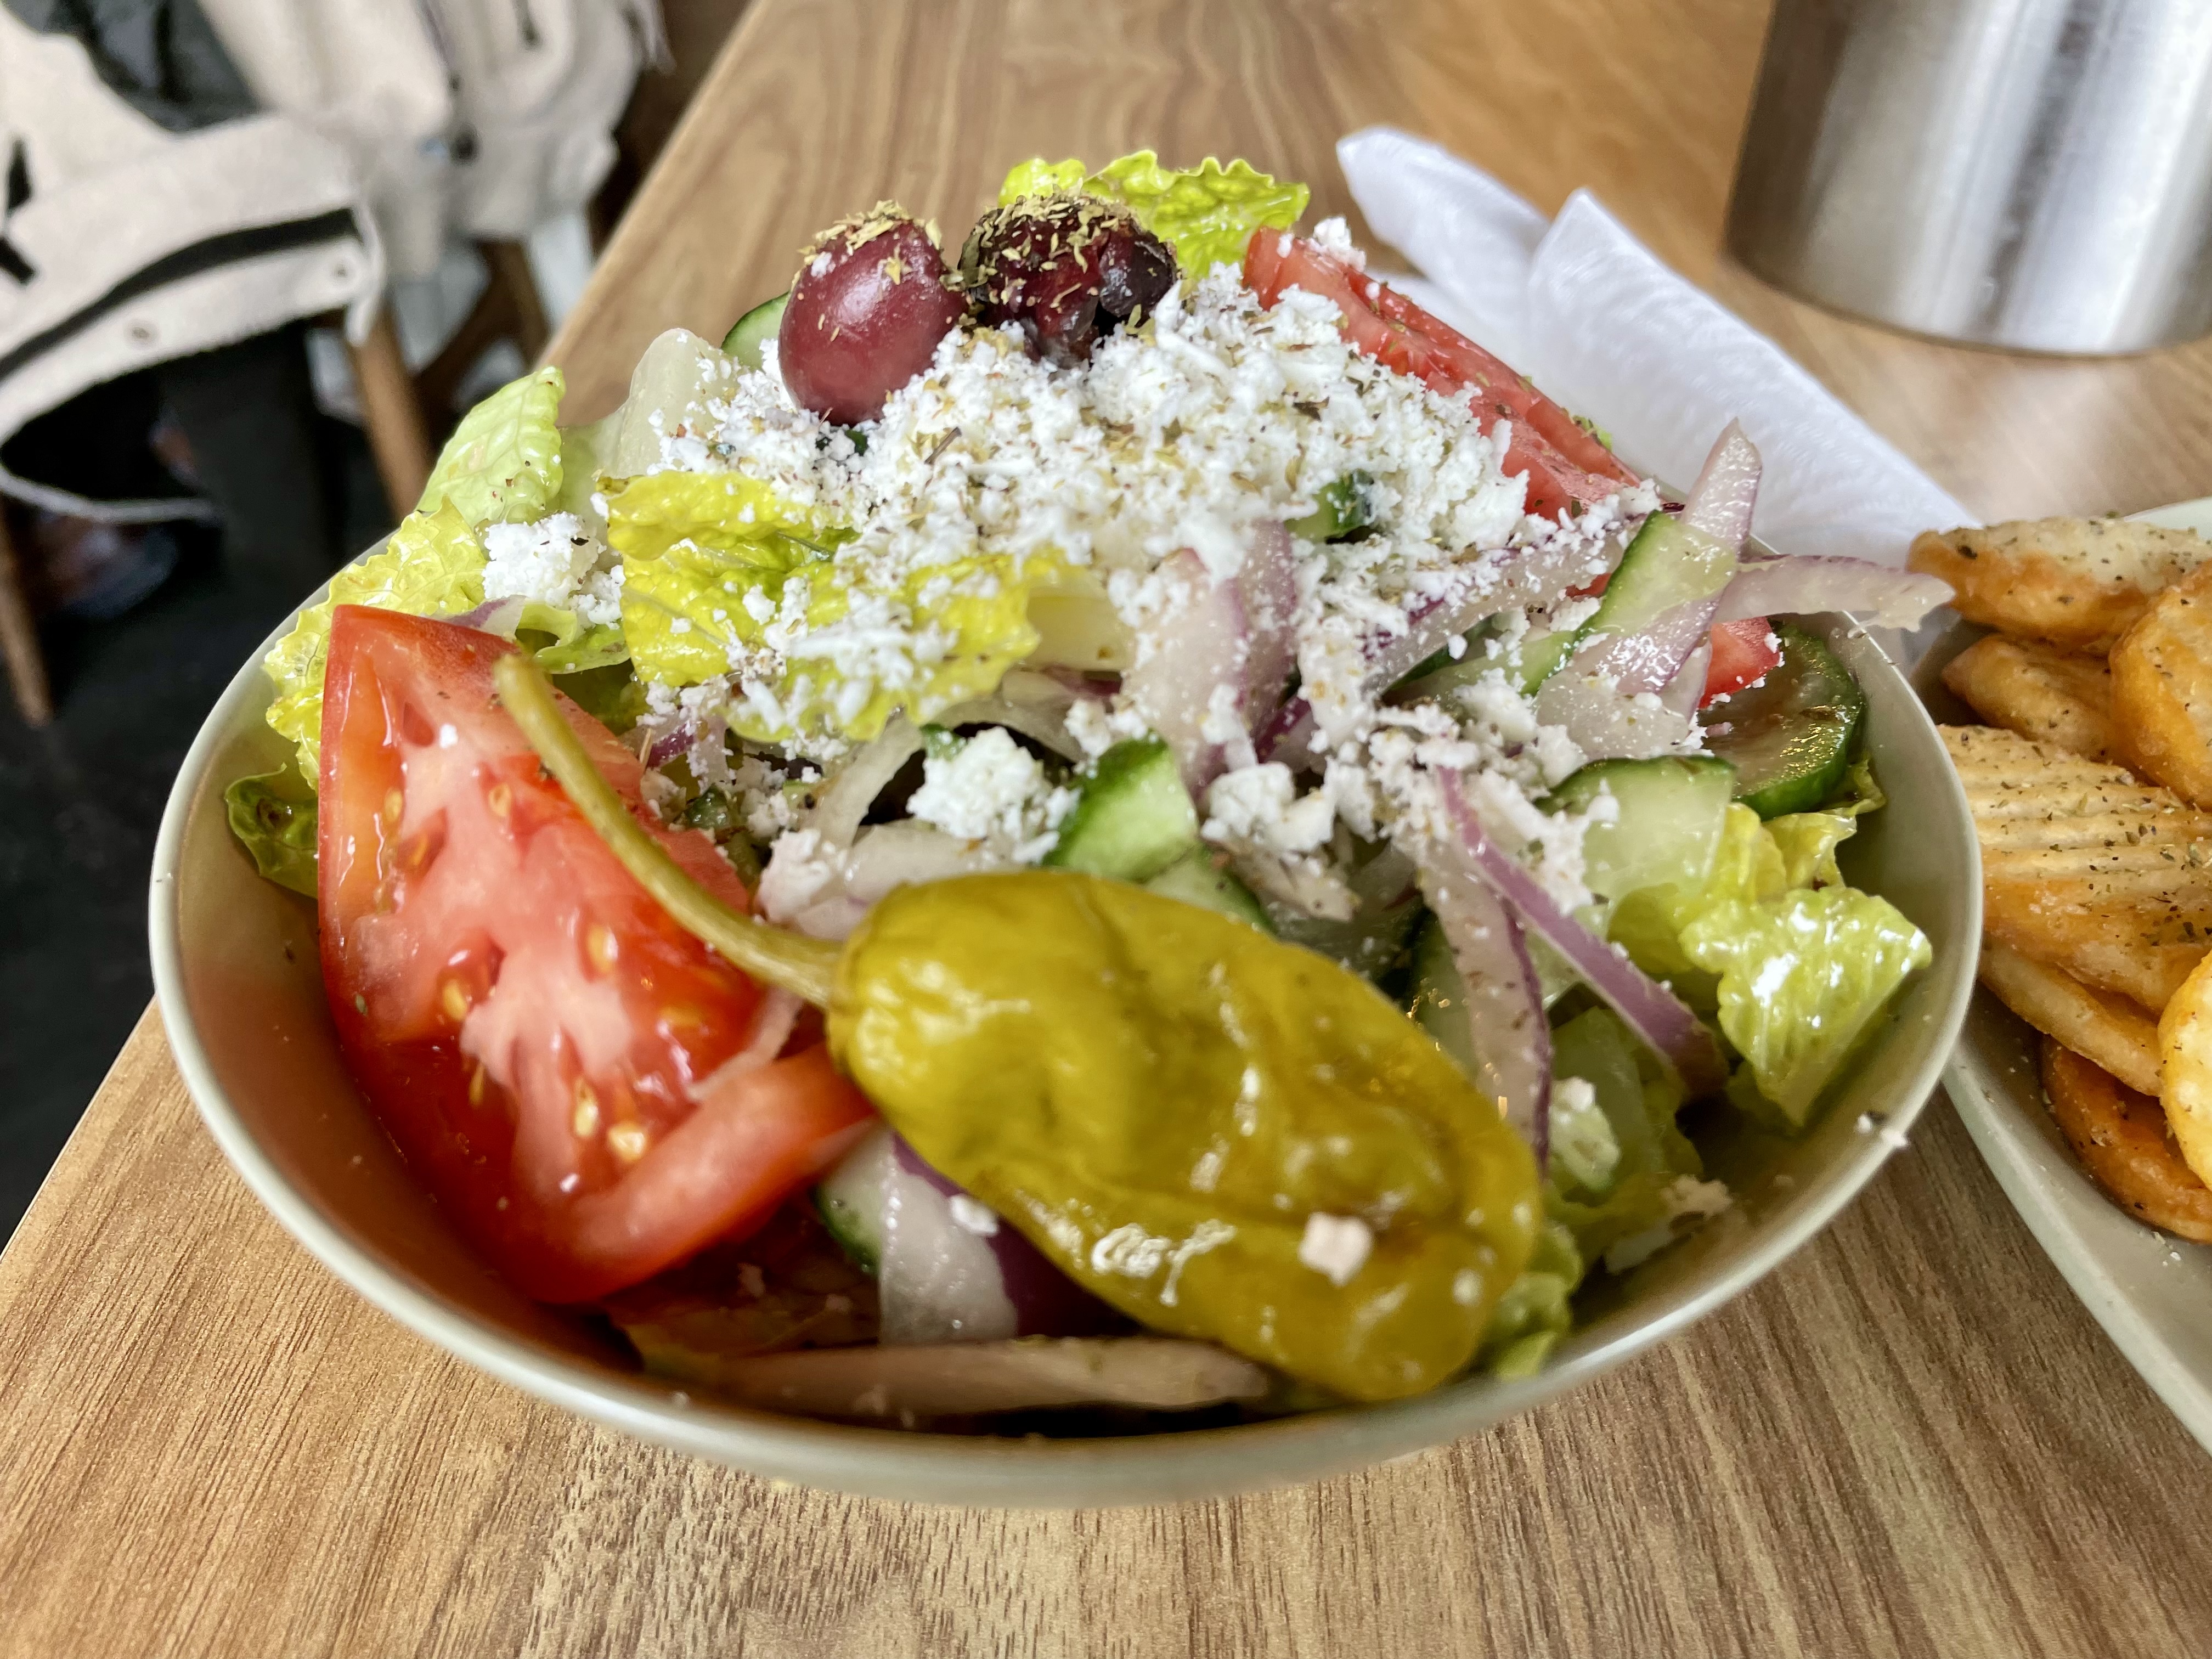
[8,1,2212,1652]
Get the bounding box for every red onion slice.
[1260,529,1634,769]
[703,1337,1267,1418]
[1536,424,1765,748]
[452,594,529,637]
[808,718,927,848]
[1412,849,1552,1165]
[1716,555,1953,630]
[887,1136,1117,1339]
[1123,548,1252,793]
[1237,520,1301,736]
[1532,666,1694,760]
[1436,772,1726,1095]
[1680,419,1761,549]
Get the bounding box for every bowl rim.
[148,578,1979,1506]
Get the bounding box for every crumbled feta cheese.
[757,828,837,923]
[1549,1077,1621,1191]
[907,728,1075,862]
[1203,763,1334,855]
[1298,1212,1373,1286]
[481,512,625,626]
[947,1195,1000,1237]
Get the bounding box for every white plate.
[1934,495,2212,1455]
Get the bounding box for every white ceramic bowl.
[149,591,1978,1505]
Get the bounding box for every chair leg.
[347,309,435,522]
[0,505,53,726]
[481,241,550,363]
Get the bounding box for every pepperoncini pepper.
[836,872,1539,1401]
[496,654,1542,1403]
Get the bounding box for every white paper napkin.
[1335,127,1974,567]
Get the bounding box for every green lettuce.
[417,366,566,526]
[610,471,848,684]
[516,601,628,675]
[1604,763,1929,1131]
[1479,1220,1582,1378]
[611,470,1066,743]
[998,158,1089,201]
[997,151,1311,277]
[263,503,487,777]
[1764,757,1886,890]
[1607,803,1786,1007]
[1683,888,1932,1130]
[223,768,318,896]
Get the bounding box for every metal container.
[1727,0,2212,355]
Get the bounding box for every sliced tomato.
[1701,616,1782,707]
[318,607,874,1302]
[1243,229,1640,521]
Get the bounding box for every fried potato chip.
[1942,724,2212,1010]
[1909,518,2212,651]
[2112,561,2212,809]
[1980,939,2162,1096]
[2157,950,2212,1192]
[2041,1037,2212,1242]
[1940,634,2114,760]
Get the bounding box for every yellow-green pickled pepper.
[493,653,1542,1405]
[831,871,1541,1403]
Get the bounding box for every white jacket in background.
[201,0,658,279]
[0,7,378,521]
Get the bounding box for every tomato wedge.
[318,607,874,1302]
[1701,616,1782,707]
[1243,229,1640,521]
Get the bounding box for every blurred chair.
[0,0,661,724]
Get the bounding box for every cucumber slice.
[722,292,789,370]
[1521,514,1738,693]
[1408,915,1478,1077]
[1043,738,1200,881]
[1288,471,1376,543]
[1700,623,1865,818]
[1583,512,1736,637]
[814,1125,897,1273]
[1546,755,1737,900]
[1143,850,1272,930]
[1512,625,1578,693]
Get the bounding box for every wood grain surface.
[8,1,2212,1654]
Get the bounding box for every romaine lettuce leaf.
[516,601,629,675]
[1681,887,1933,1130]
[417,366,566,526]
[1607,803,1784,1006]
[224,767,318,896]
[1479,1220,1582,1378]
[611,470,1066,743]
[998,157,1088,202]
[1087,152,1310,275]
[263,503,488,777]
[1765,758,1886,889]
[609,471,848,685]
[995,151,1312,277]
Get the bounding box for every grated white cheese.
[481,512,625,626]
[907,728,1076,863]
[1203,763,1334,856]
[1297,1212,1373,1286]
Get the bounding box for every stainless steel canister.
[1726,0,2212,355]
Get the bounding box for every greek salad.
[227,152,1954,1426]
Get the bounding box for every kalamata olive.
[958,195,1177,367]
[778,205,967,425]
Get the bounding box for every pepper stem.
[493,652,839,1007]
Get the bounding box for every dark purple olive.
[958,195,1177,367]
[778,205,967,425]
